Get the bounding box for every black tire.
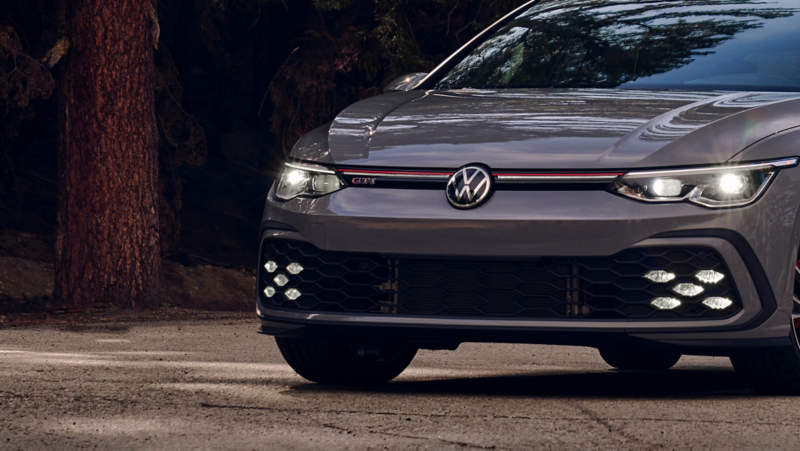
[599,347,682,371]
[276,338,418,385]
[730,346,800,395]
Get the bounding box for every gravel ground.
[2,319,800,449]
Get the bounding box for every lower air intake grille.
[258,240,741,320]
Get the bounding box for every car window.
[435,0,800,92]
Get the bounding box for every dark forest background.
[0,0,522,272]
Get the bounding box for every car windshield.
[435,0,800,92]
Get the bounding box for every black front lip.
[256,317,792,355]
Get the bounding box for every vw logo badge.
[446,165,494,209]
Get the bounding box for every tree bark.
[55,0,160,308]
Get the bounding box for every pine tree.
[54,0,161,308]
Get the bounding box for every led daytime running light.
[285,162,336,174]
[610,158,798,209]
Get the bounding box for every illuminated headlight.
[610,158,798,208]
[275,162,344,201]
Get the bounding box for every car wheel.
[598,347,682,371]
[275,338,418,385]
[729,258,800,395]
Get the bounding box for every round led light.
[695,270,725,284]
[287,263,304,275]
[651,297,682,310]
[264,261,278,273]
[285,288,301,301]
[719,174,747,195]
[286,169,309,186]
[274,274,289,287]
[672,283,704,297]
[312,174,342,193]
[644,270,676,283]
[703,297,734,310]
[651,178,683,197]
[263,286,276,298]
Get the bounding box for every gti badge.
[351,177,377,185]
[446,165,494,209]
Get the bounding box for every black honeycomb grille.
[258,240,741,320]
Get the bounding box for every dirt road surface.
[1,319,799,449]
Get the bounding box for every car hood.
[305,89,800,169]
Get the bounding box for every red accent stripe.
[338,169,454,176]
[338,169,625,178]
[497,173,624,177]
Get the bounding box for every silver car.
[258,0,800,393]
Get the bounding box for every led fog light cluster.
[695,270,725,284]
[644,270,676,283]
[644,267,734,312]
[702,297,734,310]
[672,283,704,297]
[262,260,304,301]
[651,297,682,310]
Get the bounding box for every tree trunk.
[55,0,160,308]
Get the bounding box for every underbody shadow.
[289,368,752,399]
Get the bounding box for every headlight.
[275,162,344,201]
[610,158,798,208]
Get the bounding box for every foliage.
[0,1,209,254]
[0,25,53,112]
[0,24,54,199]
[154,48,208,254]
[209,0,284,10]
[269,0,523,152]
[3,0,799,267]
[0,0,524,255]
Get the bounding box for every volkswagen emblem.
[446,165,494,209]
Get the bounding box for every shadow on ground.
[288,369,753,399]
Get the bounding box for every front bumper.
[256,168,800,354]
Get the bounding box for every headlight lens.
[275,162,344,201]
[610,158,798,208]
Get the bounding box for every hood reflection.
[323,89,800,169]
